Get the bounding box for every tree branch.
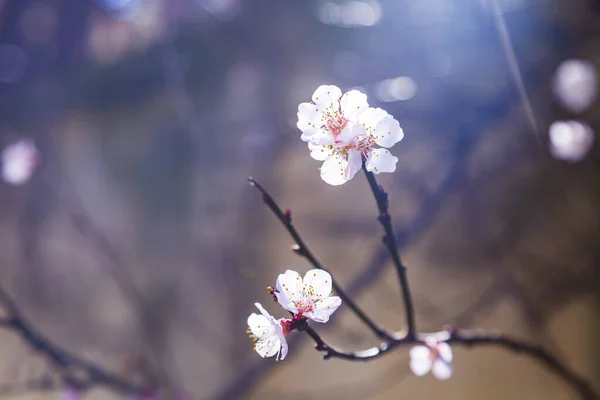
[248,177,391,340]
[302,325,598,399]
[0,285,149,395]
[362,166,416,338]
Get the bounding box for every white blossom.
[549,120,594,162]
[297,85,403,185]
[246,302,289,361]
[409,334,453,380]
[275,269,342,323]
[2,139,38,185]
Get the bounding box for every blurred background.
[0,0,599,399]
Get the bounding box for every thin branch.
[0,285,148,395]
[447,331,598,400]
[362,166,416,338]
[302,326,598,399]
[247,177,390,340]
[216,132,471,400]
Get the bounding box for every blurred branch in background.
[0,285,148,395]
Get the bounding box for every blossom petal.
[312,85,342,113]
[359,107,389,128]
[320,149,362,186]
[275,270,302,313]
[307,296,342,323]
[254,302,274,320]
[410,345,431,362]
[255,335,282,358]
[432,359,452,380]
[340,90,368,120]
[373,115,404,148]
[336,122,366,145]
[365,148,398,174]
[279,334,289,360]
[301,128,326,143]
[409,345,432,376]
[308,142,334,161]
[298,102,321,141]
[437,342,453,363]
[247,313,273,340]
[302,269,333,299]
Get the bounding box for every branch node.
[290,244,305,257]
[377,212,391,224]
[283,208,292,224]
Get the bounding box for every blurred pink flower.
[410,333,453,380]
[1,139,38,185]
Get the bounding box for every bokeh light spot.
[95,0,138,11]
[197,0,240,21]
[549,120,595,163]
[318,1,380,27]
[0,44,28,84]
[376,77,417,102]
[553,59,598,114]
[19,2,58,44]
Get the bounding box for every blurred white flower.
[298,85,403,185]
[2,139,38,185]
[247,302,289,360]
[275,269,342,323]
[553,59,598,114]
[549,120,594,162]
[410,334,453,380]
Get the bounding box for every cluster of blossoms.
[409,332,453,380]
[247,86,456,379]
[297,85,404,185]
[246,269,342,360]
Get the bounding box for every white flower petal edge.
[409,336,453,380]
[409,345,433,376]
[340,90,368,121]
[312,85,342,112]
[320,148,362,186]
[275,269,342,323]
[365,148,398,174]
[432,357,453,380]
[247,303,288,360]
[372,114,404,148]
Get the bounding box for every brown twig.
[248,177,391,340]
[301,325,598,399]
[362,166,416,338]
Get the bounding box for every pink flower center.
[326,113,348,139]
[293,299,315,318]
[280,320,293,336]
[428,345,440,362]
